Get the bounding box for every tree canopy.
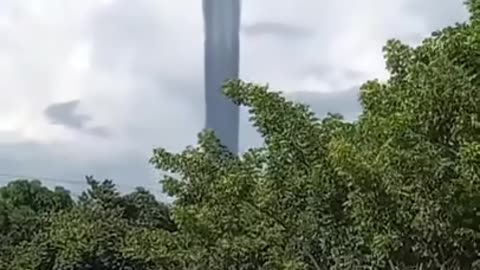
[1,1,480,269]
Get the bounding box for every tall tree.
[150,1,480,268]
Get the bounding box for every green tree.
[78,176,176,232]
[0,179,74,268]
[1,177,178,270]
[149,1,480,269]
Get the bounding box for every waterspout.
[203,0,241,154]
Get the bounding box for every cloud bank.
[0,0,468,199]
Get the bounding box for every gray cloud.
[89,0,203,88]
[242,22,313,38]
[45,100,91,129]
[301,65,367,82]
[89,0,167,73]
[88,126,110,138]
[0,0,205,198]
[84,0,204,151]
[0,140,166,200]
[288,88,361,121]
[406,1,468,30]
[44,100,110,138]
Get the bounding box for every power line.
[0,172,86,186]
[0,172,164,192]
[0,172,169,201]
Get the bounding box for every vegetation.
[1,1,480,269]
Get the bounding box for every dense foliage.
[0,177,176,269]
[1,1,480,269]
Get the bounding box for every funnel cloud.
[203,0,241,153]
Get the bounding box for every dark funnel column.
[203,0,241,154]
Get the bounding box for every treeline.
[1,1,480,269]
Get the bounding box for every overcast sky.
[0,0,468,199]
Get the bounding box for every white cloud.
[240,0,467,94]
[69,41,92,71]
